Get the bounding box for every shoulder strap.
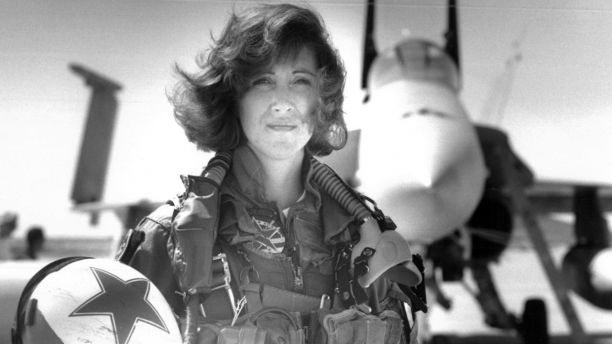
[174,151,234,344]
[170,151,233,295]
[117,151,233,297]
[114,151,234,333]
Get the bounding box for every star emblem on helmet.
[70,267,170,344]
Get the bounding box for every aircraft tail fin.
[444,0,461,73]
[69,64,122,224]
[361,0,378,101]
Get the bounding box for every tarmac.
[426,215,612,343]
[1,215,612,343]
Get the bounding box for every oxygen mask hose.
[201,151,232,185]
[310,158,422,288]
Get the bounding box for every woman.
[119,4,423,343]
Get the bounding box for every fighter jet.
[2,2,612,343]
[319,1,612,343]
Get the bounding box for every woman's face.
[239,46,319,161]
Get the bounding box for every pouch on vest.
[321,308,404,344]
[196,307,306,344]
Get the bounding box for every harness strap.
[334,245,369,308]
[171,151,232,296]
[177,154,421,343]
[171,151,232,344]
[241,282,323,315]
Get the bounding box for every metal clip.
[320,294,331,309]
[353,247,375,277]
[210,253,238,315]
[355,303,372,314]
[231,296,247,326]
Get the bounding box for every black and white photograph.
[2,1,612,343]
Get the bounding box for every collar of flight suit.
[220,145,356,245]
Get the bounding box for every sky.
[2,0,612,237]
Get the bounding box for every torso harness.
[118,151,426,344]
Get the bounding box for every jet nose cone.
[358,80,487,243]
[400,112,476,189]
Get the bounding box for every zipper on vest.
[284,211,304,292]
[293,261,304,291]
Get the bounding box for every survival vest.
[116,151,427,344]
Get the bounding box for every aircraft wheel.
[520,298,549,344]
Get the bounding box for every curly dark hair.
[169,3,347,156]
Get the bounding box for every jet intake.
[561,186,612,310]
[562,246,612,310]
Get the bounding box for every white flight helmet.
[12,257,182,344]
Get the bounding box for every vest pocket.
[293,213,331,266]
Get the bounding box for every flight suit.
[118,145,421,343]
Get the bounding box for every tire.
[520,298,549,344]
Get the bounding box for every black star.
[70,267,169,344]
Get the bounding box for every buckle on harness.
[211,253,231,292]
[353,247,375,277]
[207,253,243,319]
[334,246,369,308]
[231,296,247,326]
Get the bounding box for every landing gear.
[471,264,550,344]
[472,263,517,330]
[518,298,549,344]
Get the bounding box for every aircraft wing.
[72,200,163,231]
[526,179,612,214]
